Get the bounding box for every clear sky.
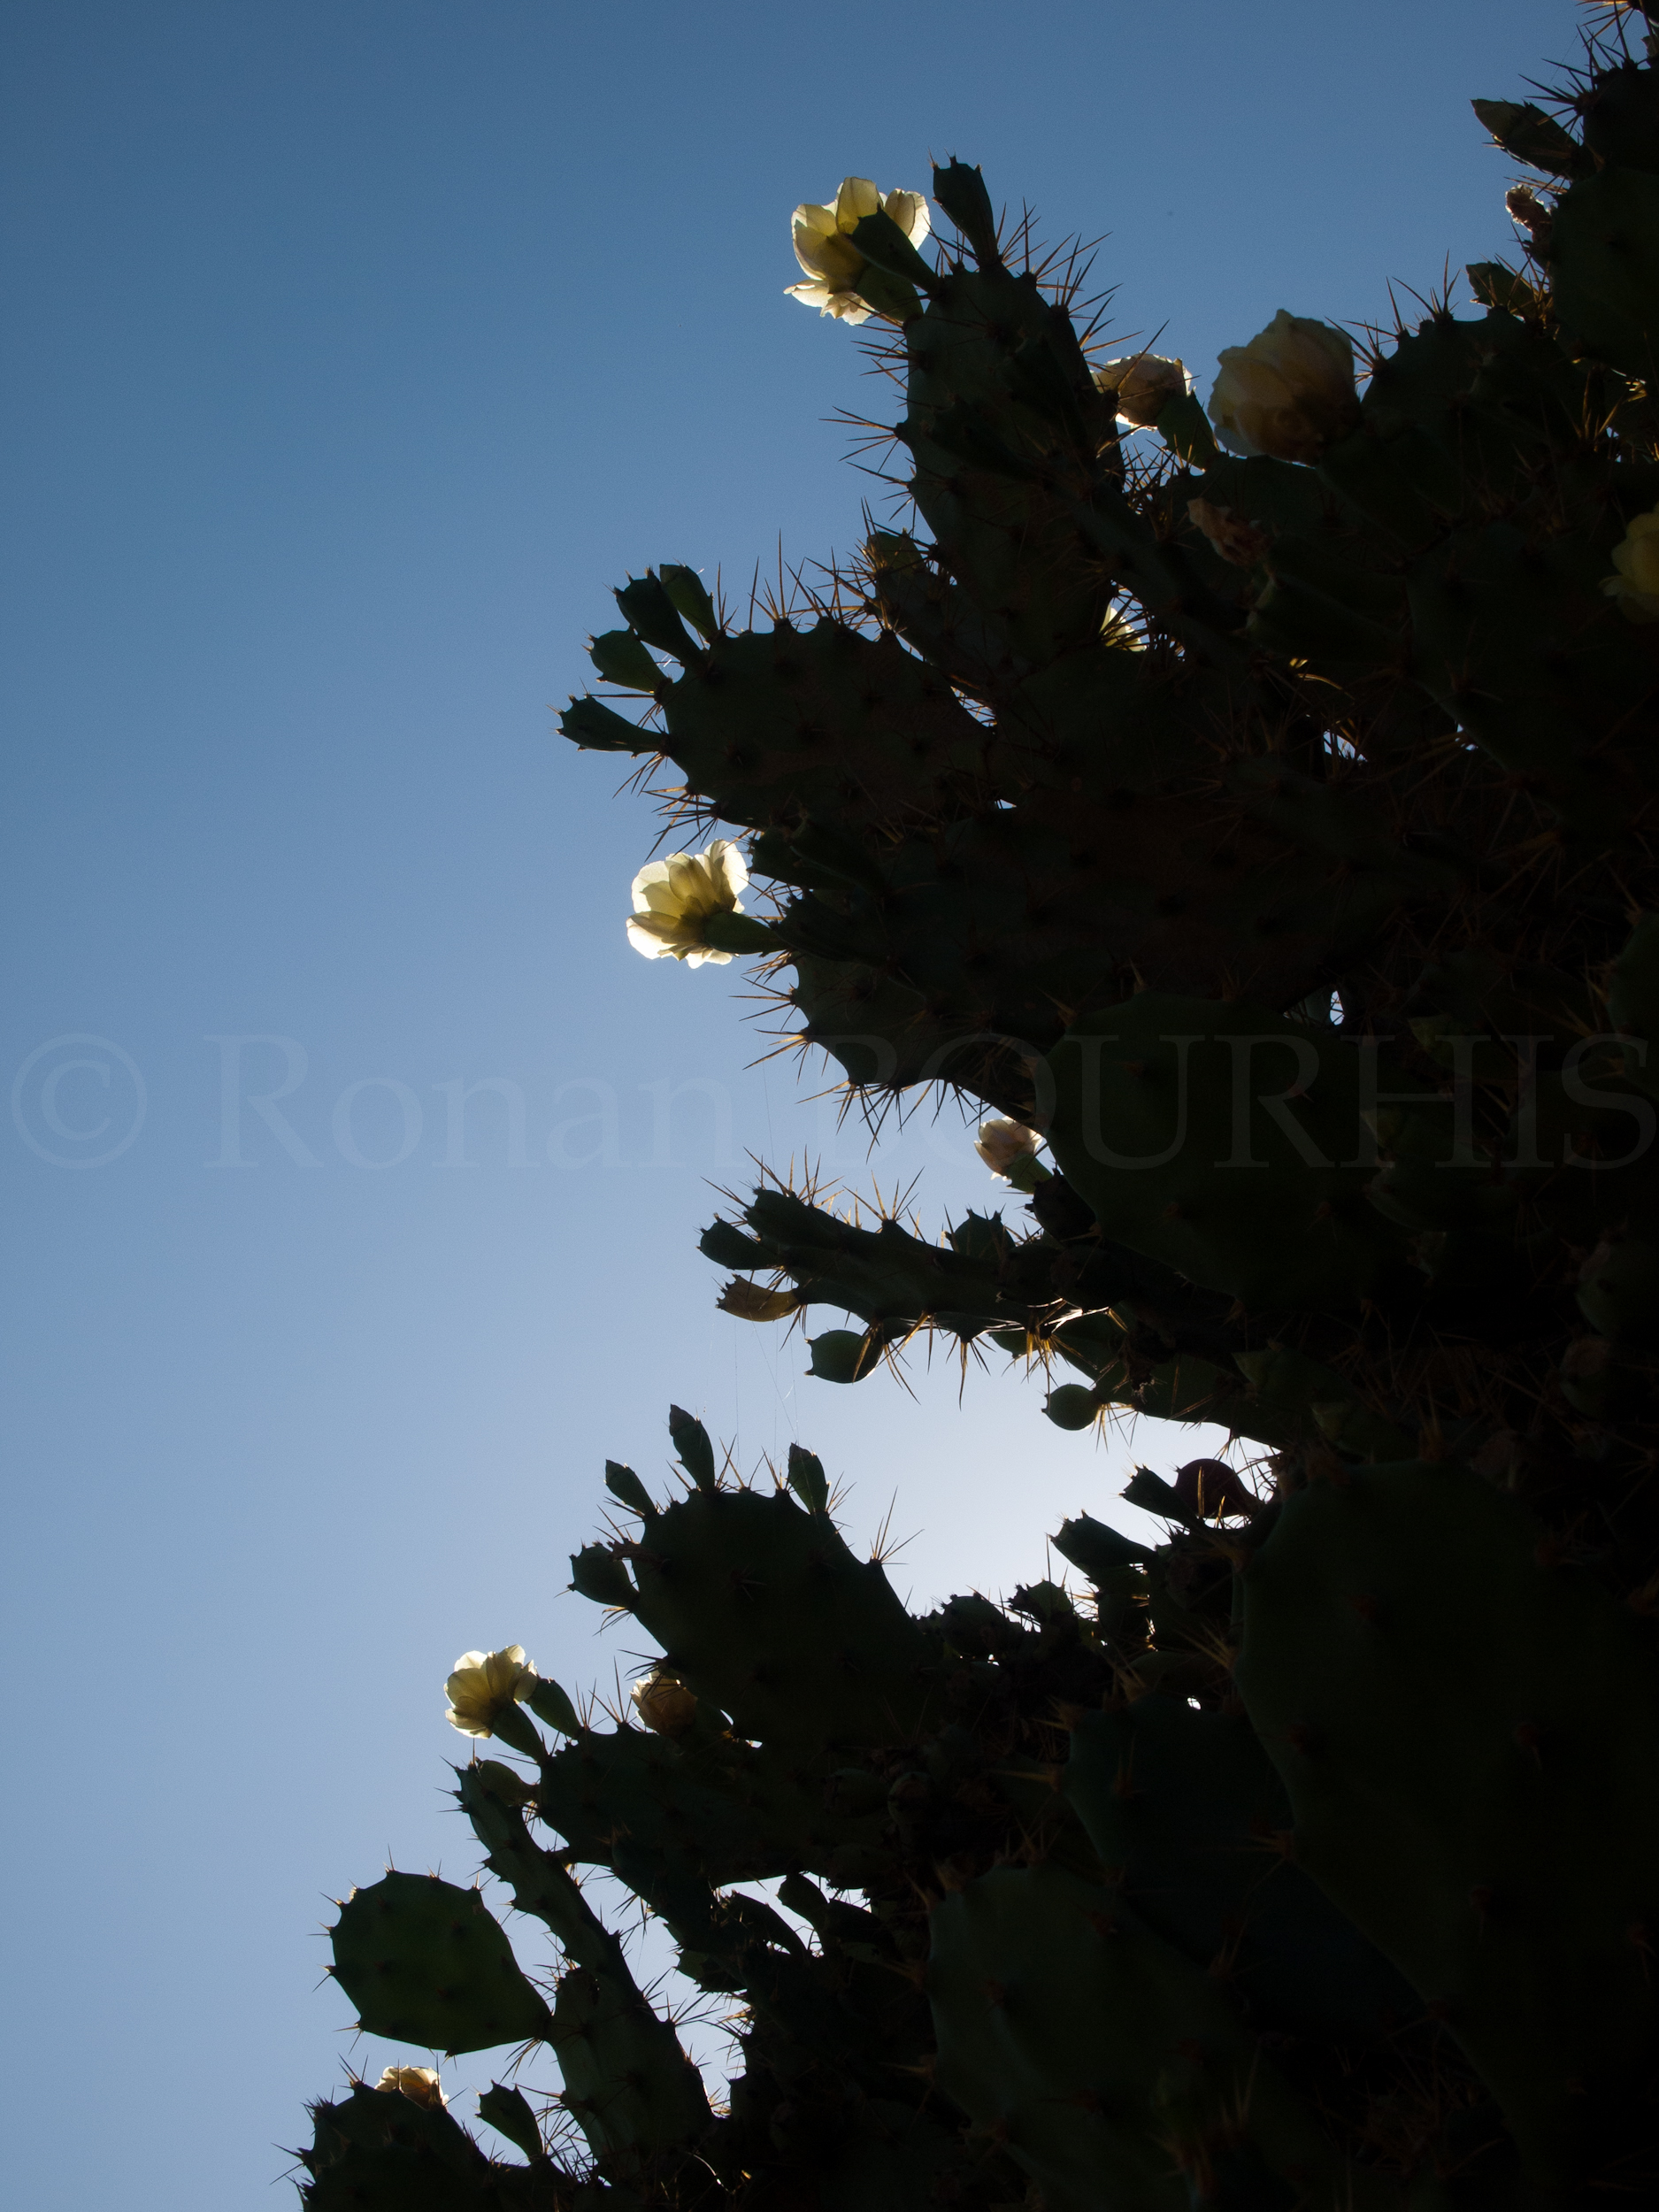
[3,2,1578,2203]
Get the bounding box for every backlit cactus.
[297,12,1659,2207]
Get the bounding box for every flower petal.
[883,188,930,245]
[834,176,880,230]
[630,858,673,911]
[1604,505,1659,618]
[664,850,708,904]
[379,2067,445,2109]
[792,223,847,282]
[795,227,864,287]
[1208,311,1357,462]
[975,1118,1040,1176]
[627,914,690,957]
[1094,352,1190,426]
[707,838,749,899]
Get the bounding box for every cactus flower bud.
[377,2066,444,2108]
[1093,352,1191,428]
[445,1646,536,1739]
[975,1118,1041,1178]
[1602,509,1659,623]
[632,1671,698,1733]
[1209,311,1360,464]
[626,840,750,966]
[787,177,930,325]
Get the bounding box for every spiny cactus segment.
[298,14,1659,2208]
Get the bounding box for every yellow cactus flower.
[787,176,930,325]
[444,1646,536,1739]
[975,1118,1040,1178]
[1602,509,1659,622]
[1094,352,1191,428]
[718,1279,803,1322]
[377,2066,444,2108]
[632,1671,699,1734]
[1209,311,1360,464]
[626,841,749,967]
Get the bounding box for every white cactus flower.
[626,840,749,966]
[1094,352,1191,427]
[377,2067,445,2108]
[632,1671,699,1733]
[787,176,930,324]
[975,1118,1041,1178]
[1209,311,1360,464]
[1602,508,1659,623]
[444,1646,536,1738]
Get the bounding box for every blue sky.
[2,1,1578,2202]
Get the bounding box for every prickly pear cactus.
[297,12,1659,2208]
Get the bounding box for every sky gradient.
[3,2,1580,2202]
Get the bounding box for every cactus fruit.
[298,18,1659,2208]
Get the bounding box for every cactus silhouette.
[297,15,1659,2208]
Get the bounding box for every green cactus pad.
[666,1404,718,1489]
[549,1961,709,2164]
[1064,1698,1417,2044]
[300,2082,560,2211]
[534,1717,883,1885]
[615,1474,941,1747]
[475,2082,542,2163]
[1234,1460,1659,2186]
[927,1863,1361,2210]
[785,1440,830,1513]
[1471,96,1588,179]
[1552,165,1659,378]
[329,1872,553,2055]
[1045,995,1417,1310]
[569,1542,635,1609]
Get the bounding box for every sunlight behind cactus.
[296,7,1659,2205]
